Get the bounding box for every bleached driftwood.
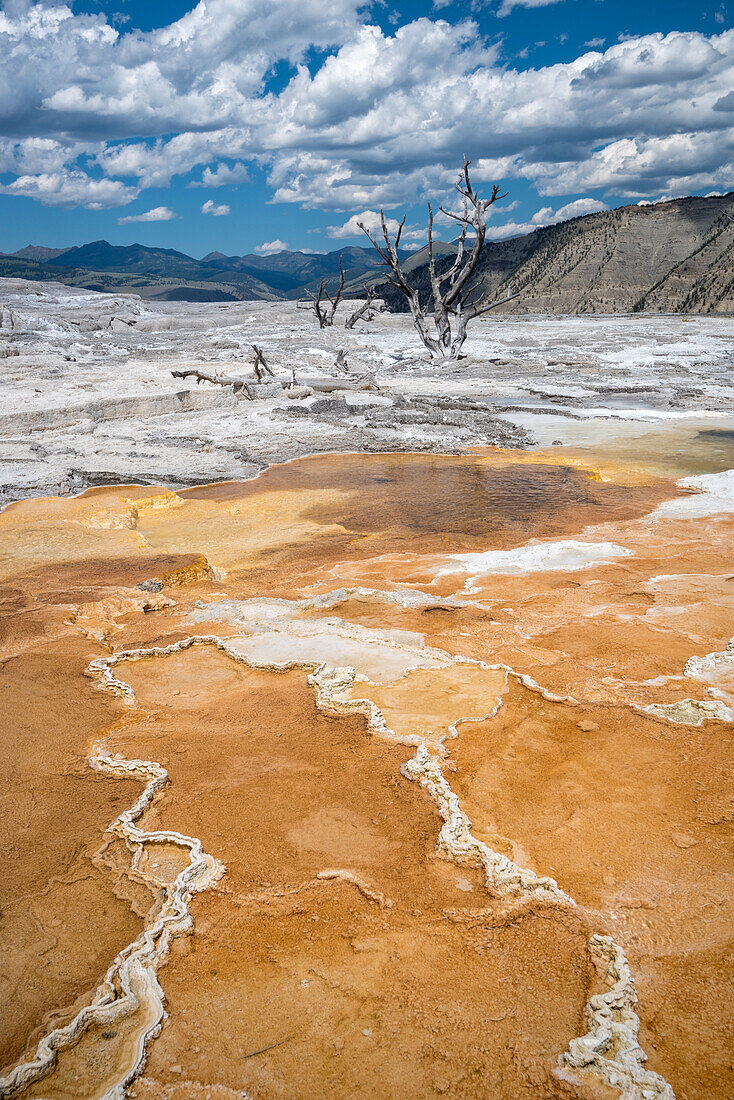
[171,368,254,399]
[171,365,378,400]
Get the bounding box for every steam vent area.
[0,420,732,1100]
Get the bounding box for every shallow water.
[515,413,734,477]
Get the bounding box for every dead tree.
[344,285,379,329]
[252,344,274,380]
[305,257,345,327]
[358,157,519,359]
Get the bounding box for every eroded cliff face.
[0,444,731,1100]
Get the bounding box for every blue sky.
[0,0,732,258]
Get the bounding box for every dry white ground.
[1,277,733,503]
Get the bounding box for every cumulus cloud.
[0,0,366,139]
[97,130,252,189]
[201,199,230,216]
[326,210,401,238]
[0,169,137,209]
[326,210,428,242]
[118,205,177,222]
[0,137,95,175]
[486,197,608,239]
[262,29,734,210]
[553,197,609,218]
[0,3,732,216]
[254,239,289,253]
[190,161,250,188]
[527,131,734,197]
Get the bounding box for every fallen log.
[171,368,254,399]
[171,367,380,399]
[281,375,380,393]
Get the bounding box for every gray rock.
[136,579,164,593]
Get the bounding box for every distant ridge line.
[2,192,733,312]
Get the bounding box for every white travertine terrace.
[563,935,675,1099]
[684,636,734,678]
[644,697,734,724]
[433,538,633,586]
[2,285,733,507]
[401,743,569,901]
[652,469,734,519]
[644,635,734,724]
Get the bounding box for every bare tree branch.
[345,284,380,329]
[334,349,349,373]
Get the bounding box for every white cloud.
[0,137,96,175]
[584,37,606,49]
[326,210,428,242]
[97,130,251,189]
[201,199,230,216]
[527,131,734,197]
[553,197,609,219]
[254,239,289,253]
[0,169,137,209]
[495,0,564,15]
[262,29,734,210]
[0,0,366,139]
[486,197,608,239]
[191,161,250,188]
[0,3,731,218]
[118,205,177,222]
[326,210,402,238]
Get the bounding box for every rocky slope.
[379,193,734,315]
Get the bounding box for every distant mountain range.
[0,240,397,303]
[1,192,732,313]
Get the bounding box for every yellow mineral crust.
[0,447,731,1100]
